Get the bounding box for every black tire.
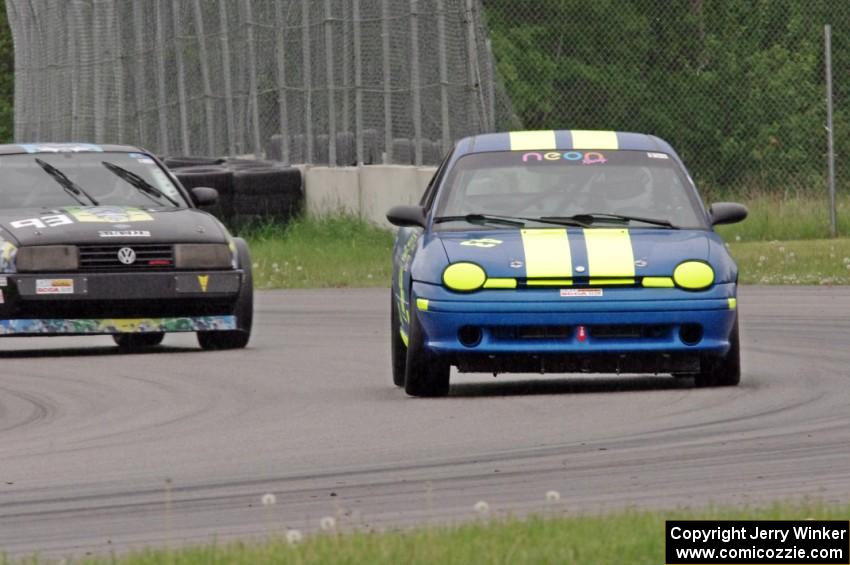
[163,156,225,170]
[231,167,303,224]
[197,239,253,350]
[404,299,450,397]
[694,318,741,388]
[390,293,407,387]
[113,332,164,350]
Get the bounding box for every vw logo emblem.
[117,247,136,265]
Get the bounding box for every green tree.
[485,0,850,195]
[0,0,13,143]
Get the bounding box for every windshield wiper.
[101,161,180,207]
[35,158,99,206]
[544,213,678,229]
[434,214,525,227]
[434,214,589,228]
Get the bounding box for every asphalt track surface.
[1,286,849,558]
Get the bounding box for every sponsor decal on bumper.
[36,278,74,294]
[0,316,237,335]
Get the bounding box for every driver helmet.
[599,166,653,211]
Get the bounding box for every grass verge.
[729,238,850,285]
[243,215,393,288]
[51,502,849,565]
[714,193,850,241]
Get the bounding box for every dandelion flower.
[320,516,337,531]
[843,257,850,264]
[473,500,490,515]
[545,490,561,502]
[261,493,277,506]
[779,246,785,253]
[735,235,741,242]
[286,529,303,545]
[296,265,303,271]
[758,255,766,262]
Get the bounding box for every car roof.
[454,130,677,157]
[0,143,148,156]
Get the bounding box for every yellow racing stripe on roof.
[584,228,635,280]
[510,130,557,151]
[571,130,618,150]
[521,229,572,279]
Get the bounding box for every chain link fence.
[6,0,512,166]
[7,0,850,197]
[483,0,850,198]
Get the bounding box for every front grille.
[78,244,174,271]
[492,325,572,341]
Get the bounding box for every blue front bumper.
[411,282,737,373]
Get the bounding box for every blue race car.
[387,130,747,397]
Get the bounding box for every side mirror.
[191,186,219,207]
[709,202,748,226]
[386,205,427,228]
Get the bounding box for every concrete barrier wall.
[305,165,437,228]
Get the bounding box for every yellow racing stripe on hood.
[510,130,557,151]
[584,228,635,280]
[521,229,572,279]
[571,130,618,150]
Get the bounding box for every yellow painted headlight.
[442,262,486,292]
[673,261,714,290]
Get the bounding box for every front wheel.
[404,300,450,397]
[198,239,253,351]
[694,318,741,388]
[390,293,407,387]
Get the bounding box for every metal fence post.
[324,0,337,165]
[341,0,351,138]
[154,0,170,155]
[193,0,216,155]
[484,38,496,131]
[464,0,480,132]
[275,0,290,164]
[108,1,125,142]
[381,0,392,163]
[825,24,837,238]
[301,0,314,163]
[131,0,145,146]
[353,0,364,164]
[171,0,191,155]
[244,1,262,157]
[410,0,422,165]
[218,0,236,156]
[436,0,450,154]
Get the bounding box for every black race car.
[0,143,252,350]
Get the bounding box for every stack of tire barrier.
[165,156,303,228]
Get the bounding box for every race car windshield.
[0,151,189,209]
[434,150,706,229]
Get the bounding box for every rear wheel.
[404,300,450,397]
[694,318,741,388]
[113,332,164,350]
[390,293,407,387]
[198,239,253,350]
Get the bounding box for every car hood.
[437,228,712,279]
[0,206,227,246]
